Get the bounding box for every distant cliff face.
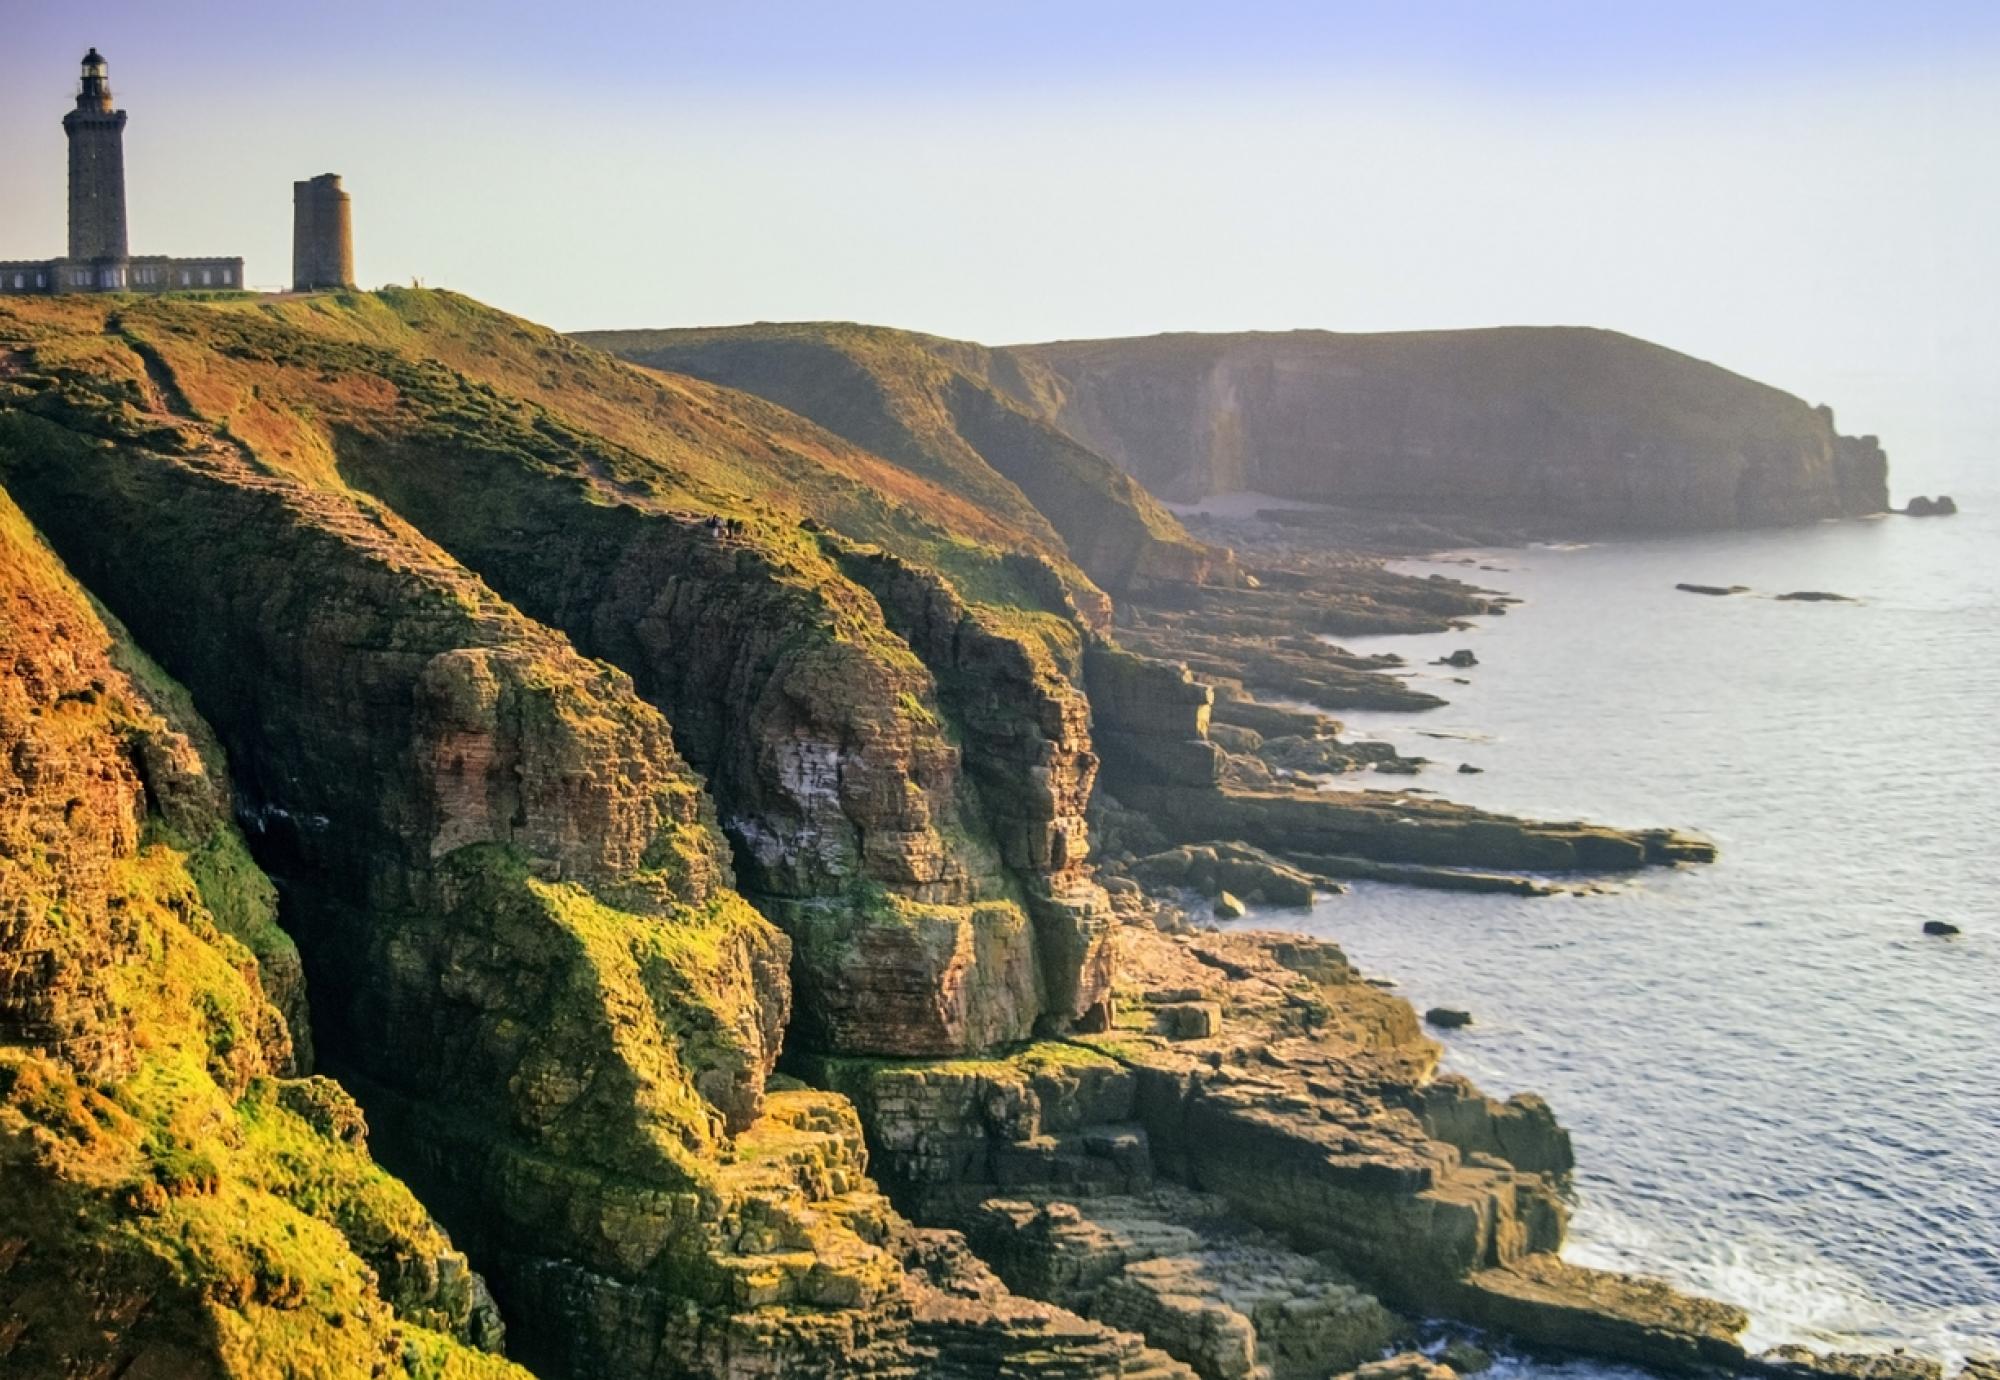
[996,328,1888,532]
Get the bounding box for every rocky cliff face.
[995,328,1889,532]
[128,295,1103,1059]
[0,487,519,1377]
[0,292,1164,1377]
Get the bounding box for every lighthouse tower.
[63,49,129,265]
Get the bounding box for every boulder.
[1457,763,1484,775]
[1129,843,1319,909]
[1425,1008,1473,1029]
[1921,920,1960,937]
[1213,891,1247,920]
[1440,1341,1494,1374]
[1456,1255,1750,1375]
[1776,590,1855,602]
[1157,1001,1225,1041]
[1434,649,1479,667]
[1208,722,1265,753]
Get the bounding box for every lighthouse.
[1,49,245,295]
[63,48,130,265]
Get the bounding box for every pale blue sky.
[2,2,1995,489]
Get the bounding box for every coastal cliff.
[0,487,519,1377]
[993,328,1889,532]
[0,289,1923,1380]
[577,322,1223,594]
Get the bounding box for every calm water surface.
[1273,491,1999,1365]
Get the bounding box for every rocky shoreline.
[810,913,1987,1380]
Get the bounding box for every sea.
[1257,467,1998,1371]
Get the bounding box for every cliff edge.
[995,327,1888,532]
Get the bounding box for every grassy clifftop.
[579,321,1222,595]
[242,289,1099,618]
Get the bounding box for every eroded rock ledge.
[806,923,1778,1379]
[1084,643,1713,894]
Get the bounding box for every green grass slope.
[246,289,1104,618]
[577,321,1220,594]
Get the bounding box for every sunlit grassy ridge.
[134,288,1094,616]
[578,320,1219,598]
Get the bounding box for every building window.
[221,268,233,286]
[181,271,191,285]
[200,269,211,286]
[35,273,45,287]
[9,274,20,290]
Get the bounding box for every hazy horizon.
[3,1,1995,490]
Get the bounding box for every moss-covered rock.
[0,486,517,1376]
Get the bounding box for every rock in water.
[1758,1345,1946,1380]
[1922,920,1961,937]
[1777,590,1856,602]
[1434,648,1479,667]
[1213,890,1246,919]
[1457,763,1485,774]
[1338,1353,1460,1380]
[1676,582,1748,596]
[1426,1007,1474,1029]
[1902,495,1959,517]
[1441,1341,1496,1375]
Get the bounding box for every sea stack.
[292,173,355,290]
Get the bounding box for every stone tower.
[63,49,128,263]
[292,174,354,291]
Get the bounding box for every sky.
[2,1,1995,490]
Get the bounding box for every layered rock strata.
[91,294,1114,1060]
[1085,644,1711,885]
[812,924,1766,1377]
